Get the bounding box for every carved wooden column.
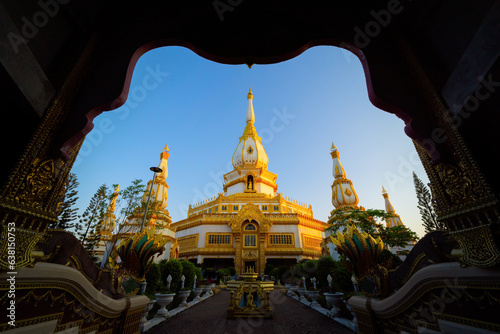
[398,34,500,267]
[0,37,98,270]
[234,234,242,275]
[259,234,266,275]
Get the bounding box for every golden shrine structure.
[171,89,329,274]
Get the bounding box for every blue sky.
[72,45,430,237]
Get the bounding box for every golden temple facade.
[171,89,329,274]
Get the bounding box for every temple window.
[244,224,256,231]
[274,205,279,211]
[233,205,239,211]
[244,234,257,247]
[207,233,231,245]
[269,234,293,245]
[222,205,227,211]
[262,205,267,211]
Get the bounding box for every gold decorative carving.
[435,162,478,204]
[15,158,55,208]
[242,249,258,259]
[450,225,500,267]
[0,227,45,270]
[228,203,271,232]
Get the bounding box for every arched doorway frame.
[60,39,440,164]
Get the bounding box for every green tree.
[161,259,183,292]
[327,207,418,250]
[413,172,444,233]
[52,172,79,230]
[327,208,390,234]
[74,184,108,258]
[378,224,419,248]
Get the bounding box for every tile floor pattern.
[146,289,354,334]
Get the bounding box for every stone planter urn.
[139,299,156,332]
[178,290,191,308]
[323,293,336,309]
[307,290,320,308]
[297,287,306,301]
[193,287,204,301]
[154,293,175,319]
[203,285,212,297]
[331,292,344,309]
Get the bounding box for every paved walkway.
[147,290,355,334]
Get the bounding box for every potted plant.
[178,287,191,308]
[322,286,337,310]
[307,287,320,308]
[193,279,204,302]
[154,286,175,319]
[296,279,306,301]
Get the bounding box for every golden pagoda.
[171,89,328,274]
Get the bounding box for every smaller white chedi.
[330,142,359,209]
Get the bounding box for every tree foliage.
[413,172,444,233]
[74,184,108,260]
[179,260,196,289]
[327,208,389,234]
[161,259,183,292]
[328,206,419,252]
[378,224,419,248]
[53,172,79,230]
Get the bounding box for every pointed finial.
[164,144,169,152]
[331,142,337,151]
[382,185,387,194]
[114,185,120,192]
[247,87,253,100]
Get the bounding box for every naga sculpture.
[331,225,454,298]
[40,226,166,298]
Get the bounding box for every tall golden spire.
[243,87,257,137]
[381,186,404,227]
[99,185,119,233]
[330,142,359,209]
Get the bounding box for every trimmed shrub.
[317,256,337,289]
[277,266,290,282]
[180,260,196,290]
[227,266,236,276]
[331,262,353,293]
[264,263,275,275]
[269,268,280,282]
[145,262,161,294]
[194,266,203,285]
[161,259,183,292]
[216,268,230,282]
[204,267,216,279]
[303,260,318,277]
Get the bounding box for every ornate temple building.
[171,89,329,275]
[323,143,412,259]
[93,185,119,261]
[94,145,176,263]
[382,186,404,228]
